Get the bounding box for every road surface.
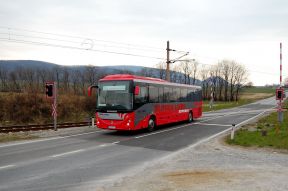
[0,97,277,191]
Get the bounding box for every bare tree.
[200,65,209,99]
[228,61,238,101]
[219,60,230,101]
[0,65,8,91]
[9,70,21,92]
[234,64,248,101]
[191,61,198,85]
[85,65,98,85]
[62,67,70,92]
[155,62,166,79]
[180,61,191,84]
[71,69,81,95]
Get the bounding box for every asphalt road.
[0,97,277,191]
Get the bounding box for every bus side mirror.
[88,85,98,96]
[134,86,140,95]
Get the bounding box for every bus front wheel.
[188,111,193,123]
[147,117,156,132]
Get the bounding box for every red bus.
[88,74,202,131]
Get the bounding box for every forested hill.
[0,60,202,85]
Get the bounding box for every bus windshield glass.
[97,81,132,111]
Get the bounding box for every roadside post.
[91,117,95,128]
[230,124,236,140]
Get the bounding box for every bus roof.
[99,74,201,89]
[100,74,166,82]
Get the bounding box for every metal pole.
[165,41,170,82]
[209,84,214,109]
[278,43,283,123]
[54,82,57,131]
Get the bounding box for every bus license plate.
[108,126,116,129]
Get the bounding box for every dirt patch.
[163,169,251,189]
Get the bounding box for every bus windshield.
[97,81,132,111]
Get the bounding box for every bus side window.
[171,88,180,102]
[187,89,193,101]
[159,87,164,103]
[134,84,148,108]
[179,88,187,102]
[149,85,159,103]
[197,89,202,101]
[163,87,170,103]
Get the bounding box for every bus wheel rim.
[189,113,192,121]
[149,119,154,128]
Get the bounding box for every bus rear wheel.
[188,111,193,123]
[147,117,156,132]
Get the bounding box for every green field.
[203,86,275,112]
[240,86,276,94]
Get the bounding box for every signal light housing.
[45,83,54,98]
[276,88,284,100]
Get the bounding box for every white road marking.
[194,123,231,127]
[51,149,85,158]
[0,165,15,170]
[161,109,271,161]
[135,124,190,139]
[112,141,120,144]
[134,108,272,140]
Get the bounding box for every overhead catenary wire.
[0,38,165,60]
[0,32,166,53]
[0,26,282,78]
[0,26,165,51]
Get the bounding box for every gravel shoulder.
[105,133,288,191]
[0,126,97,145]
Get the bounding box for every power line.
[0,38,165,60]
[0,32,165,53]
[0,26,165,51]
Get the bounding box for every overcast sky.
[1,0,288,85]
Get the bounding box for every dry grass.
[240,92,273,100]
[0,92,95,126]
[0,133,38,143]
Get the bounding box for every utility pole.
[165,40,189,82]
[166,41,170,82]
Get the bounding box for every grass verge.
[0,133,39,143]
[226,100,288,150]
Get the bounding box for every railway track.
[0,122,91,133]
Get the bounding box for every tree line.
[0,65,104,95]
[0,60,248,101]
[151,59,249,102]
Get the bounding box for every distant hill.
[0,60,143,73]
[0,60,202,85]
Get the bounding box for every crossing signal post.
[45,82,57,131]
